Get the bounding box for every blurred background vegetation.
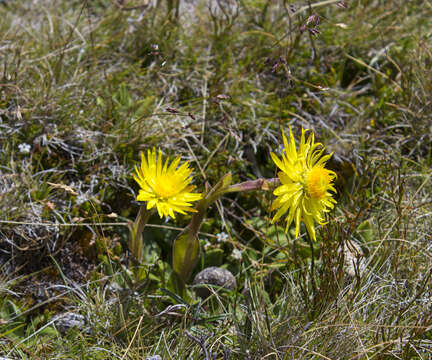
[0,0,431,358]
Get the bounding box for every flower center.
[306,167,331,199]
[153,175,179,198]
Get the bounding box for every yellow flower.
[270,127,337,241]
[133,148,203,219]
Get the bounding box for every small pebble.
[193,267,236,298]
[344,241,366,277]
[54,312,86,334]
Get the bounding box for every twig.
[185,331,212,360]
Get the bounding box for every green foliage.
[173,232,200,281]
[1,0,432,358]
[0,297,60,351]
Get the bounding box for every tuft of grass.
[1,0,431,359]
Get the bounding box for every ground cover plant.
[1,0,432,358]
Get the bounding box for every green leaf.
[38,325,59,338]
[208,172,232,200]
[159,286,189,306]
[172,232,200,281]
[220,172,232,189]
[354,218,375,245]
[0,323,26,338]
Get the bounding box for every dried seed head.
[308,28,320,36]
[306,15,320,26]
[166,107,179,114]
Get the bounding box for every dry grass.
[0,0,431,358]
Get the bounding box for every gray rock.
[54,312,86,334]
[344,241,366,277]
[146,356,162,360]
[192,267,236,298]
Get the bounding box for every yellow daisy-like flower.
[133,148,203,219]
[271,127,337,241]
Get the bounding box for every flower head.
[133,148,203,219]
[271,127,337,241]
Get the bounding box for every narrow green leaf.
[159,287,189,305]
[0,323,26,338]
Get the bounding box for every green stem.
[172,175,280,282]
[224,178,280,194]
[306,231,318,313]
[135,206,151,237]
[129,205,152,261]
